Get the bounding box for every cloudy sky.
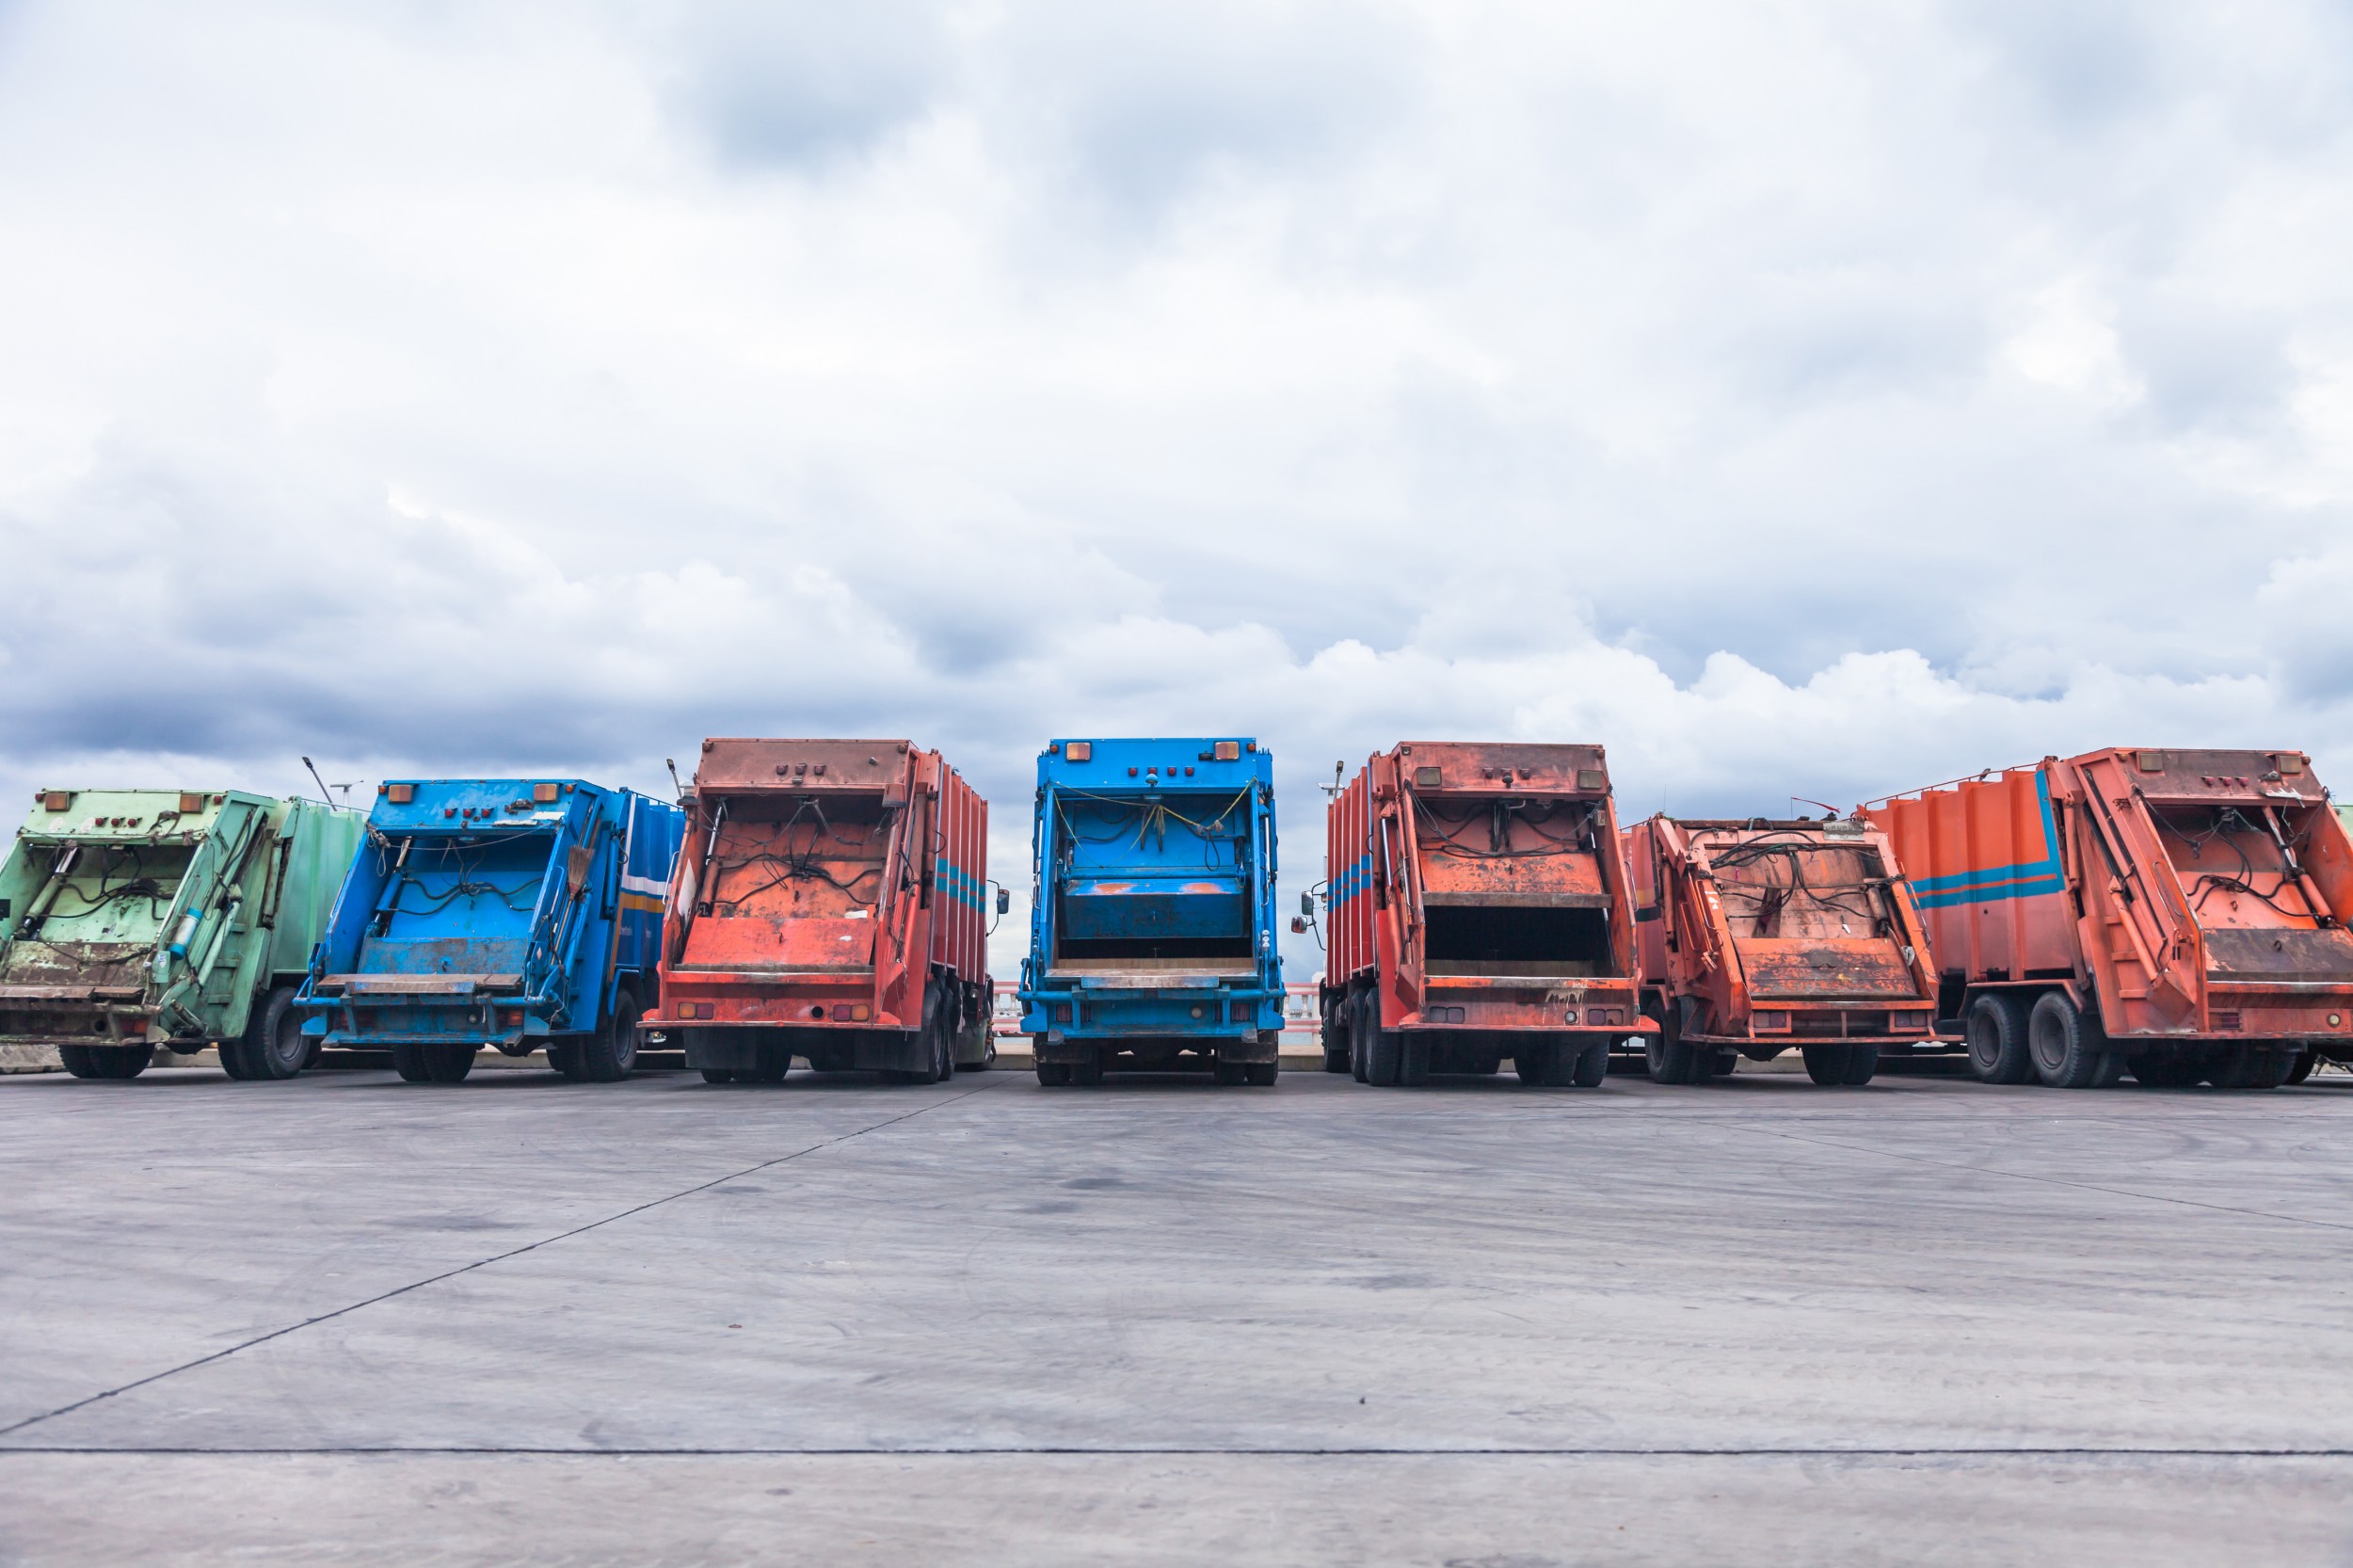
[3,0,2351,973]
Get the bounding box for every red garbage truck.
[1865,747,2353,1088]
[1624,814,1939,1086]
[644,738,999,1083]
[1314,743,1647,1087]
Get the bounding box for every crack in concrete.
[0,1080,1000,1442]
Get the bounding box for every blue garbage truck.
[1018,737,1284,1085]
[297,778,682,1084]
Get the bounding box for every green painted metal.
[0,788,365,1070]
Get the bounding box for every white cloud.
[1,0,2351,977]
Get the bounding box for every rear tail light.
[1895,1011,1931,1030]
[2213,1011,2241,1032]
[833,1003,870,1022]
[1753,1011,1790,1032]
[1064,742,1092,763]
[1229,1001,1255,1023]
[500,1009,524,1027]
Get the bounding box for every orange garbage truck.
[643,738,998,1084]
[1624,815,1939,1086]
[1865,747,2353,1089]
[1314,743,1646,1087]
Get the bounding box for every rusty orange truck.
[644,738,996,1084]
[1624,815,1939,1086]
[1316,743,1646,1087]
[1865,747,2353,1089]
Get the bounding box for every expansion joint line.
[0,1080,1000,1441]
[1,1445,2348,1459]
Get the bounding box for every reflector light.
[2137,750,2165,773]
[1415,766,1442,789]
[1577,769,1608,792]
[1896,1011,1931,1030]
[1753,1012,1791,1031]
[832,1003,871,1022]
[533,783,560,803]
[1562,1009,1579,1025]
[500,1009,524,1026]
[179,792,204,814]
[2279,754,2306,776]
[1229,1001,1253,1022]
[1213,741,1240,761]
[1066,741,1093,763]
[387,784,414,805]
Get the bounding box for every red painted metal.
[646,739,992,1074]
[1866,747,2353,1052]
[1625,815,1937,1064]
[1320,743,1648,1066]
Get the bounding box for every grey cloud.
[663,0,953,168]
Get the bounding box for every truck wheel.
[1359,996,1402,1087]
[61,1044,152,1080]
[753,1041,792,1083]
[578,994,640,1083]
[1349,996,1369,1081]
[1645,1034,1700,1085]
[2027,992,2107,1089]
[700,1068,739,1084]
[1035,1062,1072,1086]
[1842,1044,1880,1085]
[1400,1035,1431,1087]
[236,986,309,1080]
[2217,1046,2295,1090]
[2129,1052,2198,1087]
[393,1043,475,1083]
[1213,1059,1249,1086]
[548,1042,585,1080]
[1246,1060,1279,1086]
[1801,1043,1852,1085]
[1068,1051,1104,1086]
[2287,1049,2318,1084]
[1570,1038,1610,1088]
[1965,993,2031,1083]
[1515,1040,1557,1085]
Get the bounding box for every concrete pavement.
[2,1062,2350,1564]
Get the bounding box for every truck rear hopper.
[1865,747,2353,1089]
[1318,743,1648,1088]
[1625,815,1937,1086]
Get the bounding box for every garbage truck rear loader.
[296,779,681,1084]
[1865,747,2353,1088]
[1019,737,1285,1085]
[1625,815,1938,1086]
[0,788,363,1080]
[643,738,994,1084]
[1318,743,1646,1088]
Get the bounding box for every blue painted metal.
[296,779,683,1049]
[1017,737,1283,1048]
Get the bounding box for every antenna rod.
[301,757,335,808]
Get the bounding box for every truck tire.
[1246,1060,1279,1086]
[393,1042,475,1083]
[1570,1038,1610,1088]
[1359,995,1402,1087]
[1321,1005,1350,1073]
[1213,1059,1249,1086]
[700,1068,740,1084]
[1399,1034,1431,1087]
[578,993,640,1083]
[549,1042,584,1080]
[1965,993,2031,1083]
[1068,1050,1104,1086]
[1646,1033,1700,1085]
[1843,1043,1881,1085]
[234,986,309,1080]
[2129,1052,2200,1087]
[1801,1043,1852,1085]
[2028,991,2109,1089]
[1350,995,1369,1082]
[60,1044,152,1080]
[2209,1045,2294,1090]
[1035,1062,1072,1086]
[1695,1050,1737,1081]
[2287,1048,2318,1084]
[752,1041,793,1083]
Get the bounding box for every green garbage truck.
[0,788,365,1080]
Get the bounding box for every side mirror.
[1289,916,1307,935]
[996,888,1012,916]
[1299,891,1315,917]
